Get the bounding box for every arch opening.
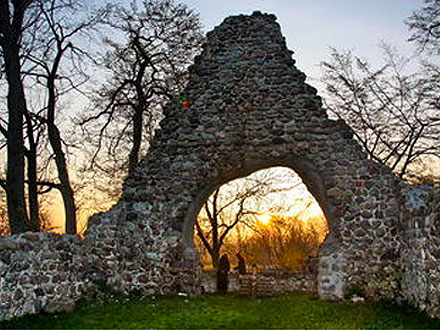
[186,162,333,294]
[182,156,335,257]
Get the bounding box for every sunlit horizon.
[195,166,330,270]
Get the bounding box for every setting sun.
[257,213,272,225]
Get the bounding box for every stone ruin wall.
[1,184,439,320]
[0,233,88,319]
[201,269,317,295]
[401,186,440,317]
[0,11,440,321]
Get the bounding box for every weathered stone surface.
[0,232,89,321]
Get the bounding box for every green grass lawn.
[2,292,440,329]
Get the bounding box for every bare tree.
[321,45,440,180]
[0,0,34,233]
[23,111,45,231]
[21,0,109,234]
[195,169,299,269]
[0,86,51,232]
[1,0,109,234]
[407,0,440,55]
[78,0,203,195]
[1,18,49,233]
[196,188,256,269]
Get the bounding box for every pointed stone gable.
[95,11,403,298]
[1,11,440,321]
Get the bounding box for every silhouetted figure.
[235,252,246,275]
[217,254,230,293]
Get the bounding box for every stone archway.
[2,11,440,322]
[85,11,404,300]
[192,164,331,294]
[181,156,334,262]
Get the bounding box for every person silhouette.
[235,252,246,275]
[217,254,230,293]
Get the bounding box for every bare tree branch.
[77,0,203,197]
[407,0,440,55]
[321,45,440,181]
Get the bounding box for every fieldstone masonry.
[0,11,439,321]
[402,186,440,315]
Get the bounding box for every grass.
[2,291,440,329]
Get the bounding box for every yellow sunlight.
[257,213,272,225]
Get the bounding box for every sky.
[180,0,421,87]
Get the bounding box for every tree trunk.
[47,123,76,234]
[128,108,143,177]
[211,247,220,269]
[26,147,39,231]
[2,37,29,234]
[46,64,76,234]
[25,112,39,231]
